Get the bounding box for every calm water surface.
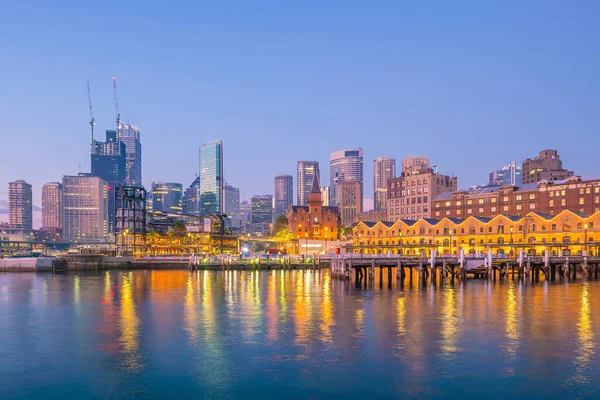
[0,270,598,399]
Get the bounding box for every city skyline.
[1,2,599,227]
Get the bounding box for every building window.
[491,207,496,212]
[551,224,556,231]
[503,206,509,211]
[503,196,509,202]
[457,210,462,215]
[586,188,591,194]
[467,209,472,214]
[424,187,428,193]
[478,199,484,204]
[577,223,582,229]
[479,208,484,213]
[550,191,554,197]
[467,200,472,205]
[595,187,600,193]
[579,198,584,205]
[589,222,594,228]
[549,200,554,207]
[436,203,440,208]
[456,201,462,206]
[445,201,451,207]
[516,205,522,210]
[530,203,536,209]
[580,188,585,195]
[446,211,450,215]
[516,195,522,201]
[561,190,566,196]
[491,198,497,203]
[488,227,492,233]
[561,199,566,206]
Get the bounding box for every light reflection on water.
[0,270,599,399]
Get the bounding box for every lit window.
[516,195,522,201]
[503,206,509,211]
[435,211,440,217]
[529,194,536,200]
[550,200,554,207]
[516,204,522,210]
[586,188,591,194]
[530,203,536,209]
[562,199,566,206]
[561,190,566,196]
[479,208,484,213]
[456,201,462,206]
[491,198,497,203]
[579,198,584,205]
[445,201,451,207]
[503,196,509,202]
[457,210,461,215]
[491,207,496,212]
[550,191,554,197]
[467,209,472,214]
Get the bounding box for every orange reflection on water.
[119,272,141,371]
[320,272,334,343]
[573,283,594,385]
[266,272,279,342]
[184,275,199,345]
[440,286,458,357]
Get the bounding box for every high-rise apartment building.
[151,181,183,213]
[373,157,396,211]
[9,180,32,230]
[239,200,251,231]
[199,140,224,215]
[91,129,126,233]
[401,157,430,174]
[183,177,200,215]
[62,174,108,242]
[41,182,62,232]
[489,161,522,186]
[223,184,241,229]
[274,175,293,217]
[387,166,457,221]
[338,180,362,226]
[522,149,574,184]
[119,124,142,187]
[297,161,320,206]
[320,186,330,207]
[330,148,363,208]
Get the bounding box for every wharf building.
[433,176,600,219]
[297,161,320,206]
[352,209,600,258]
[41,182,62,238]
[329,148,363,208]
[151,181,183,213]
[274,175,293,218]
[522,149,573,184]
[62,174,108,243]
[387,163,457,222]
[373,156,396,211]
[199,140,224,215]
[287,173,339,240]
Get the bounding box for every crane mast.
[113,77,121,145]
[87,81,95,154]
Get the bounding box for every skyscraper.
[489,161,522,186]
[91,129,126,233]
[297,161,320,206]
[9,180,32,230]
[338,180,362,226]
[119,124,142,187]
[223,184,241,229]
[199,140,224,215]
[41,182,62,232]
[239,200,251,232]
[250,195,273,235]
[62,174,108,242]
[151,181,183,213]
[274,175,293,217]
[329,148,363,209]
[373,157,396,211]
[183,177,200,215]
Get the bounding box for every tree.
[274,228,294,250]
[274,215,289,234]
[172,221,187,236]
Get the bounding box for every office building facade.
[199,140,224,215]
[373,157,396,211]
[338,180,362,226]
[329,148,363,208]
[489,161,522,186]
[62,174,108,242]
[250,195,273,235]
[9,180,33,230]
[401,157,430,174]
[274,175,293,217]
[297,161,320,206]
[41,182,62,232]
[183,177,200,215]
[119,124,142,187]
[223,184,241,229]
[522,149,574,184]
[151,181,183,213]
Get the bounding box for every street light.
[305,233,308,256]
[325,234,328,256]
[510,226,514,257]
[123,228,129,256]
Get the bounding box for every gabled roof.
[446,217,464,224]
[472,216,492,223]
[502,214,522,222]
[422,218,441,225]
[527,211,554,220]
[310,172,320,194]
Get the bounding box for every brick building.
[387,168,457,222]
[433,176,600,219]
[287,173,340,240]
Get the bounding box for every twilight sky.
[0,1,599,227]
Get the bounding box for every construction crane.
[87,81,95,154]
[113,76,121,143]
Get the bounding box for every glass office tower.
[199,140,224,215]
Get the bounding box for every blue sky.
[1,1,599,225]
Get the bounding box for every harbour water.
[0,270,598,399]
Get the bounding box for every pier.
[330,250,600,287]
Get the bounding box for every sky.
[0,1,599,227]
